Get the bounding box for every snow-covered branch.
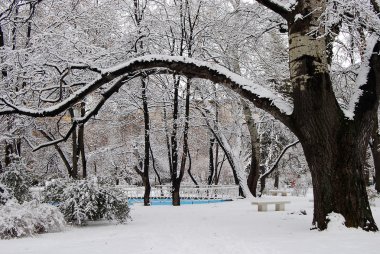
[260,140,300,180]
[255,0,297,19]
[22,74,136,151]
[345,35,380,120]
[0,0,43,23]
[0,55,294,127]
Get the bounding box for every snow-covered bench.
[268,190,291,196]
[251,200,291,212]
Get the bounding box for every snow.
[274,0,298,11]
[294,14,303,21]
[345,35,379,120]
[1,193,379,254]
[326,213,347,232]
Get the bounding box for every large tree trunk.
[302,136,376,231]
[286,0,379,230]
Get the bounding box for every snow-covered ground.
[1,194,380,254]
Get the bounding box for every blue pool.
[128,198,231,206]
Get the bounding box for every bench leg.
[281,193,287,196]
[275,203,285,211]
[258,204,268,212]
[271,193,277,196]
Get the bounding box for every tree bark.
[170,77,180,205]
[150,146,162,185]
[39,130,73,178]
[78,102,87,178]
[371,114,380,192]
[133,0,151,206]
[242,99,261,197]
[215,155,226,185]
[69,108,79,179]
[141,77,151,206]
[274,170,279,189]
[213,87,220,184]
[4,141,13,166]
[0,25,5,77]
[187,150,198,186]
[207,136,215,185]
[286,0,379,230]
[174,78,192,205]
[163,103,173,176]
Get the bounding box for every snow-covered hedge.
[0,162,32,204]
[0,200,65,239]
[44,179,130,225]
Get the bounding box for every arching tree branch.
[0,55,294,129]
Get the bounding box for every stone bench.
[252,200,291,212]
[268,190,292,196]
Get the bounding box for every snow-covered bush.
[0,200,65,239]
[0,184,11,205]
[43,179,130,225]
[43,179,69,205]
[0,162,32,204]
[97,186,131,223]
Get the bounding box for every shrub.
[0,162,32,204]
[43,179,69,205]
[44,179,130,225]
[0,184,11,205]
[0,200,66,239]
[97,186,131,223]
